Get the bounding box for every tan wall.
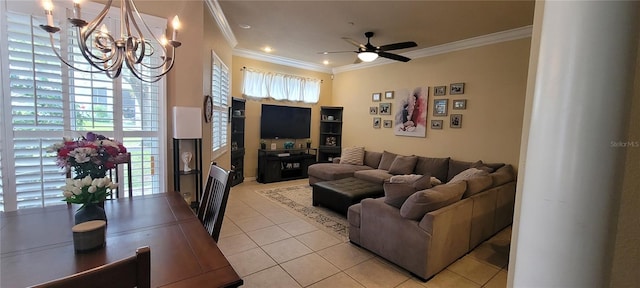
[230,57,333,179]
[332,39,531,166]
[610,31,640,288]
[130,1,233,193]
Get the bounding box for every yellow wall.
[333,39,531,166]
[230,57,333,179]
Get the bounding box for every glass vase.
[74,203,107,225]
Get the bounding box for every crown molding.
[332,25,533,74]
[233,48,333,74]
[205,0,237,48]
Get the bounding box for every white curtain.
[242,68,320,103]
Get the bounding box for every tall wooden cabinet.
[318,106,343,162]
[230,98,245,186]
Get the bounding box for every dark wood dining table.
[0,192,243,288]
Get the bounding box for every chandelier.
[40,0,181,83]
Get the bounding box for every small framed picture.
[453,99,467,110]
[383,120,393,128]
[369,106,378,115]
[384,91,394,99]
[373,117,381,128]
[450,83,465,95]
[379,103,391,115]
[433,99,448,116]
[434,86,446,96]
[431,120,443,129]
[372,92,382,102]
[450,114,463,128]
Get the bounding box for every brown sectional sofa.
[307,149,517,280]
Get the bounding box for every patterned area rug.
[257,185,349,240]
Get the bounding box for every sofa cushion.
[364,151,383,168]
[308,163,373,181]
[400,181,467,220]
[354,169,393,184]
[449,168,489,184]
[484,162,506,171]
[414,156,450,183]
[463,174,494,198]
[388,155,418,175]
[340,146,365,165]
[491,164,515,186]
[384,174,431,208]
[377,151,398,170]
[447,159,483,182]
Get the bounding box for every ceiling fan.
[321,31,418,63]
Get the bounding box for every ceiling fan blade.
[342,37,365,49]
[317,50,356,54]
[378,52,412,62]
[378,41,417,52]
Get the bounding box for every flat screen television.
[260,104,311,139]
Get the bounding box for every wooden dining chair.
[197,162,232,242]
[31,246,151,288]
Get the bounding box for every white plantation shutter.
[0,6,167,211]
[211,51,229,156]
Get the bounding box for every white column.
[512,1,638,287]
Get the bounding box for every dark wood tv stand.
[257,148,317,183]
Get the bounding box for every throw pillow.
[384,174,432,208]
[463,174,494,198]
[389,174,422,183]
[414,156,450,183]
[447,159,485,182]
[339,146,365,165]
[388,155,418,175]
[430,177,442,186]
[384,182,419,208]
[377,151,397,170]
[491,164,515,186]
[400,181,467,220]
[363,151,383,168]
[449,168,489,184]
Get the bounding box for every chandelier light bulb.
[42,0,54,26]
[160,35,168,47]
[72,0,82,19]
[172,16,180,41]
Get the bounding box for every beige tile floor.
[218,179,510,288]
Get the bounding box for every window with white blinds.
[0,6,166,211]
[211,51,229,157]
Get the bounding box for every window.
[211,51,229,157]
[241,68,320,103]
[0,3,166,211]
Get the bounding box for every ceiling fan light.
[358,52,378,62]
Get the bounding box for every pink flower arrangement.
[50,132,127,179]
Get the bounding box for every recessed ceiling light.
[238,24,251,29]
[323,60,329,65]
[263,46,272,53]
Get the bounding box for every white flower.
[99,139,120,149]
[63,191,73,197]
[72,187,82,195]
[65,178,74,186]
[88,185,97,193]
[81,176,92,186]
[73,179,83,188]
[108,183,118,189]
